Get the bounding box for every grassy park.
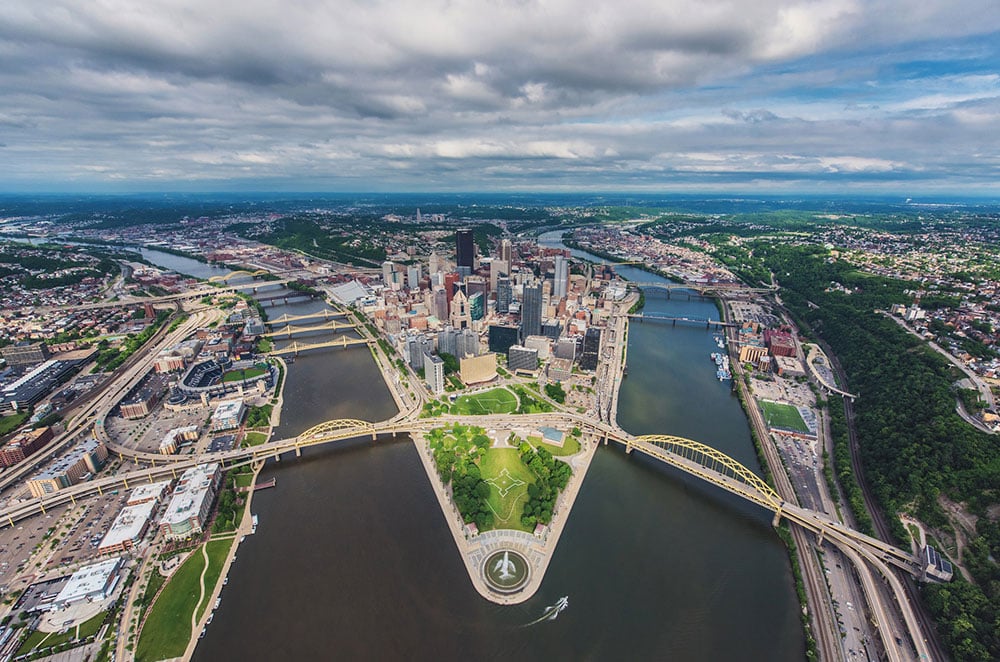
[479,448,536,530]
[759,400,810,433]
[136,550,205,661]
[427,423,576,533]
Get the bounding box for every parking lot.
[106,401,211,455]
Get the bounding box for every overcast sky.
[1,1,998,194]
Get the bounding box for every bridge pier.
[295,445,302,458]
[273,453,281,462]
[603,432,609,445]
[772,509,782,527]
[625,440,633,454]
[371,431,378,441]
[816,530,825,546]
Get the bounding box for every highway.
[0,308,210,496]
[785,303,946,661]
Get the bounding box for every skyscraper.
[500,238,512,265]
[456,228,474,270]
[553,255,568,299]
[496,276,512,314]
[521,283,542,339]
[468,292,484,321]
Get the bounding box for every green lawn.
[450,388,518,415]
[529,434,582,457]
[222,365,267,383]
[243,431,268,446]
[759,400,810,433]
[0,411,29,436]
[76,609,108,639]
[136,548,207,661]
[195,540,232,621]
[479,448,536,532]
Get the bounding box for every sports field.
[759,400,809,433]
[450,388,518,415]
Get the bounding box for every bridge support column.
[603,432,608,446]
[295,445,302,458]
[772,508,782,527]
[625,440,633,454]
[371,431,378,441]
[273,453,281,462]
[816,530,824,546]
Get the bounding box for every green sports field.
[759,400,809,433]
[450,388,518,415]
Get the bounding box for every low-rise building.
[508,345,539,374]
[119,381,163,419]
[1,342,49,367]
[547,357,573,382]
[0,426,54,468]
[159,425,199,455]
[160,463,222,540]
[459,353,497,385]
[49,557,123,611]
[211,399,245,432]
[27,438,108,498]
[98,500,158,555]
[127,480,171,506]
[774,355,806,377]
[923,545,954,582]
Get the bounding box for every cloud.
[0,0,998,191]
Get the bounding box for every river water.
[187,234,803,661]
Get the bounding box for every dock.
[237,477,276,493]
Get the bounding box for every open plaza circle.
[482,550,530,593]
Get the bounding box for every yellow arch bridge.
[0,415,917,577]
[207,269,273,283]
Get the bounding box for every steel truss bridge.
[630,281,776,296]
[626,312,735,329]
[265,336,373,356]
[0,413,917,577]
[266,310,349,326]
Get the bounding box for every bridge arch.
[631,434,781,508]
[207,269,271,283]
[297,418,376,444]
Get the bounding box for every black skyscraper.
[456,228,474,270]
[521,284,542,340]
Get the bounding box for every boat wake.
[522,596,569,626]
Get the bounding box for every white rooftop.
[128,480,171,505]
[100,500,157,550]
[53,557,122,606]
[161,463,219,527]
[212,399,243,419]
